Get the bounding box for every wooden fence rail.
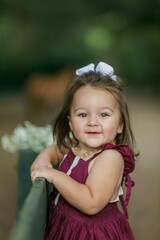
[9,178,52,240]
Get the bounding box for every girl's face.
[68,85,123,152]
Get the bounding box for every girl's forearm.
[36,146,61,166]
[52,169,100,215]
[40,146,58,165]
[30,145,61,175]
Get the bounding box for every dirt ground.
[0,91,160,240]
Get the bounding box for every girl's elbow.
[83,206,102,215]
[82,201,107,216]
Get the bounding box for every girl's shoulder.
[102,143,135,175]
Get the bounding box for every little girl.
[31,62,136,240]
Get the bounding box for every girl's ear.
[67,115,73,131]
[117,121,124,134]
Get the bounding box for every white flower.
[1,121,54,153]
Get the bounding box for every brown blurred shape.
[25,67,74,106]
[25,67,75,123]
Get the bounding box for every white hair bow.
[75,62,117,81]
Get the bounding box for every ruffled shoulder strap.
[102,143,135,218]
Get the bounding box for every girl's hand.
[31,166,54,183]
[30,145,65,175]
[30,155,53,174]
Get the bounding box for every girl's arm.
[30,145,64,173]
[31,149,124,215]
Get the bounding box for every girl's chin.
[84,141,112,150]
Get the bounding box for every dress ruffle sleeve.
[102,143,135,219]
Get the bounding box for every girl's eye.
[79,113,87,117]
[100,113,109,117]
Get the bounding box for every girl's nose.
[87,116,99,126]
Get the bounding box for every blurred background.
[0,0,160,239]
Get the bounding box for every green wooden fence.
[9,178,53,240]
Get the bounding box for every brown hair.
[53,71,137,156]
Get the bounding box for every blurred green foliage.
[0,0,159,92]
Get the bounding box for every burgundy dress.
[44,143,135,240]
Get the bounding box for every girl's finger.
[31,171,37,182]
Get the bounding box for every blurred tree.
[0,0,159,92]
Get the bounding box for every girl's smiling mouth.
[86,132,101,135]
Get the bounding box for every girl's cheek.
[103,125,116,135]
[73,128,80,137]
[73,121,82,131]
[73,125,83,138]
